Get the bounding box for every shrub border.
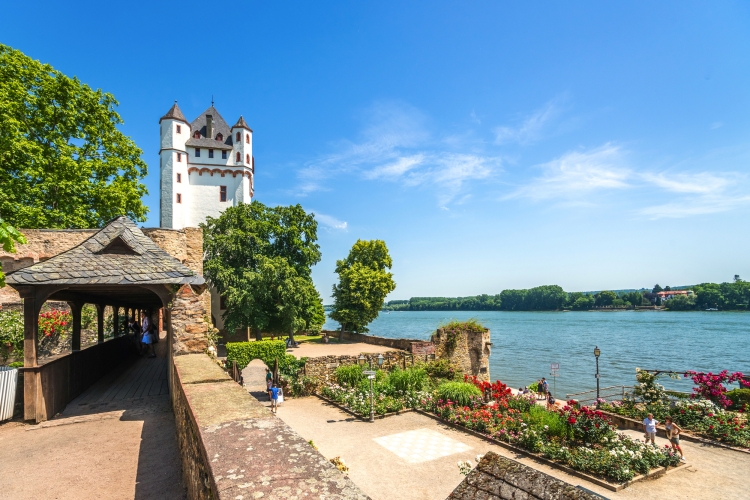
[413,408,688,492]
[315,392,416,421]
[599,409,750,455]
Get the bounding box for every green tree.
[0,44,148,228]
[652,284,663,293]
[202,201,324,340]
[330,240,396,337]
[0,218,26,287]
[595,290,617,307]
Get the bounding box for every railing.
[566,385,633,406]
[229,361,243,385]
[0,367,19,421]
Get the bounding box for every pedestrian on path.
[266,368,273,400]
[140,311,155,358]
[643,413,658,444]
[546,391,556,410]
[665,416,685,461]
[537,379,545,400]
[270,384,279,413]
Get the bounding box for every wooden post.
[113,305,120,337]
[23,294,39,421]
[69,301,82,351]
[96,304,104,343]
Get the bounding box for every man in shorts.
[270,384,279,414]
[643,413,658,444]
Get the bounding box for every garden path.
[271,396,749,500]
[0,342,185,500]
[288,340,399,359]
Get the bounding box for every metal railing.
[566,385,633,406]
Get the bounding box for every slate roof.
[159,102,188,124]
[5,217,205,287]
[190,106,234,148]
[185,137,234,150]
[232,115,253,132]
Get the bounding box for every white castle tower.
[159,102,254,229]
[159,102,255,331]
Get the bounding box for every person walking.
[546,391,556,410]
[265,368,273,400]
[141,311,155,358]
[270,383,279,414]
[643,413,659,444]
[665,416,685,461]
[537,379,545,400]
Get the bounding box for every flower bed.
[425,377,681,484]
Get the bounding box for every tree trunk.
[289,326,295,344]
[253,326,262,341]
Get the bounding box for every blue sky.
[3,1,750,300]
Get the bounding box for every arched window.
[245,134,249,144]
[236,152,241,162]
[215,133,223,141]
[193,130,200,139]
[236,132,241,142]
[246,154,250,163]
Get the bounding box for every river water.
[323,310,750,398]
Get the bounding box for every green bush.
[335,364,365,387]
[528,381,539,392]
[435,381,482,406]
[8,361,23,368]
[0,310,23,362]
[388,367,428,392]
[726,388,750,410]
[423,358,459,380]
[226,340,287,370]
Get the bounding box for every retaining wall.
[323,330,422,352]
[171,353,369,500]
[449,451,600,500]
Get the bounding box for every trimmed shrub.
[423,358,459,380]
[436,381,482,406]
[335,364,365,387]
[226,340,287,370]
[388,367,428,392]
[726,388,750,410]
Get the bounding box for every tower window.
[176,173,182,183]
[246,153,250,163]
[176,193,182,203]
[194,131,200,139]
[245,134,249,144]
[176,152,181,162]
[216,133,223,141]
[236,152,241,162]
[176,125,181,134]
[195,148,201,157]
[208,149,214,158]
[236,132,240,142]
[222,150,227,160]
[219,186,227,202]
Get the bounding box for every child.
[665,416,685,461]
[546,391,556,410]
[270,384,279,414]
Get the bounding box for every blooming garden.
[320,365,681,483]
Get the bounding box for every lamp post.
[594,346,601,403]
[359,354,376,422]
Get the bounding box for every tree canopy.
[0,218,26,287]
[330,239,396,334]
[202,201,325,337]
[0,44,148,228]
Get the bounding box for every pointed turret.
[159,102,188,124]
[232,115,253,132]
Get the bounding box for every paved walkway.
[287,340,399,359]
[0,344,185,500]
[268,396,748,500]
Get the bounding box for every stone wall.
[449,452,599,500]
[171,285,210,356]
[432,326,492,381]
[171,353,369,500]
[304,351,415,387]
[323,330,427,352]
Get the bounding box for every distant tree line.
[382,279,750,312]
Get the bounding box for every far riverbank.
[323,310,750,398]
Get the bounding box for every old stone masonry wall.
[432,326,492,381]
[449,452,599,500]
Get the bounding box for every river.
[323,310,750,398]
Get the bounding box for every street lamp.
[594,346,601,403]
[359,354,377,422]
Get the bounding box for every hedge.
[226,340,287,370]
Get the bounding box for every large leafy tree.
[330,239,396,337]
[0,44,148,228]
[0,218,26,287]
[202,201,324,340]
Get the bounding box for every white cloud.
[641,172,731,195]
[506,144,629,200]
[365,155,425,179]
[638,196,750,219]
[494,100,560,145]
[314,212,348,230]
